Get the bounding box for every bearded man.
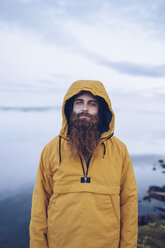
[30,80,138,248]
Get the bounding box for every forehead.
[74,91,98,102]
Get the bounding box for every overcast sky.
[0,0,165,155]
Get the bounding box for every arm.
[119,147,138,248]
[29,146,53,248]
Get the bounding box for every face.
[73,92,99,120]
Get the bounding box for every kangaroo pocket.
[47,185,120,248]
[84,192,120,248]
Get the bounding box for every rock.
[138,212,161,226]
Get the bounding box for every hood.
[59,80,115,141]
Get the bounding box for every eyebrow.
[75,98,83,101]
[88,100,97,103]
[75,98,97,103]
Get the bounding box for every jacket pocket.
[107,194,120,226]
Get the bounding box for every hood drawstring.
[59,136,62,166]
[101,132,114,158]
[107,133,114,140]
[59,133,114,163]
[102,142,106,158]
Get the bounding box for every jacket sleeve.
[119,147,138,248]
[29,146,53,248]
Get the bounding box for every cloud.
[0,0,101,29]
[100,60,165,78]
[1,0,165,79]
[1,0,165,37]
[81,49,165,77]
[0,0,101,25]
[0,80,67,93]
[0,0,80,48]
[0,106,58,112]
[101,0,165,37]
[136,110,165,116]
[155,130,165,139]
[154,92,165,102]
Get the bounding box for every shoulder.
[41,136,60,157]
[107,135,130,160]
[39,136,61,172]
[110,135,127,151]
[45,136,60,149]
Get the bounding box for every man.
[30,80,138,248]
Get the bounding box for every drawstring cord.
[59,132,114,164]
[101,132,114,158]
[102,142,106,158]
[59,136,61,166]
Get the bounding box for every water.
[132,156,165,214]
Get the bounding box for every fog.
[0,102,165,191]
[0,108,61,190]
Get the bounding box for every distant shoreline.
[0,106,60,112]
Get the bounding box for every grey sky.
[0,0,165,157]
[1,0,165,29]
[1,0,165,78]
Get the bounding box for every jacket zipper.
[80,155,91,183]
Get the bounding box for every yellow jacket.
[30,80,138,248]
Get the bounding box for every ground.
[138,220,165,248]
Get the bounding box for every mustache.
[75,112,99,124]
[69,112,100,131]
[77,112,94,118]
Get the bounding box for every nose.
[82,103,88,112]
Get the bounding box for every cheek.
[73,104,81,113]
[91,106,99,115]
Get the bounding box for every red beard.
[68,112,100,159]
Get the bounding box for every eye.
[89,102,97,107]
[75,100,83,105]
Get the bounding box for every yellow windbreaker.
[30,80,138,248]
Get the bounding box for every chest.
[51,142,123,187]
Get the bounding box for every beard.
[68,112,100,159]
